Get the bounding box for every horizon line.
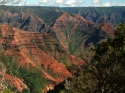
[0,5,125,8]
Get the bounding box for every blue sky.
[13,0,125,7]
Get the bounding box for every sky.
[11,0,125,7]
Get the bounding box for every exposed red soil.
[50,13,115,53]
[5,74,27,92]
[0,10,45,32]
[101,23,115,37]
[50,13,92,49]
[1,24,84,92]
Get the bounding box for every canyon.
[0,6,124,93]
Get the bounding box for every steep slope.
[0,24,84,92]
[1,6,125,26]
[49,12,115,54]
[0,56,27,92]
[59,7,125,26]
[0,10,46,32]
[0,6,63,24]
[0,8,115,54]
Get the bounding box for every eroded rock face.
[0,24,84,92]
[0,9,115,54]
[0,59,27,92]
[0,10,45,32]
[101,23,115,37]
[60,7,125,26]
[5,74,27,92]
[50,13,91,50]
[49,13,115,54]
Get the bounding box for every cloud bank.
[18,0,125,7]
[103,2,117,7]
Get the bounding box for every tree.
[64,22,125,93]
[3,89,12,93]
[91,22,125,92]
[22,88,30,93]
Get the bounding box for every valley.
[0,6,125,93]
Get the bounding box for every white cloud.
[40,0,51,3]
[21,0,85,7]
[77,0,85,7]
[56,0,64,4]
[24,2,33,6]
[55,0,66,7]
[103,2,117,7]
[103,2,111,6]
[65,0,76,7]
[12,0,21,4]
[119,4,125,6]
[79,0,84,3]
[36,0,52,6]
[35,2,41,6]
[65,0,85,7]
[93,0,101,5]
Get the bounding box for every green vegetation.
[0,54,51,93]
[0,6,63,24]
[58,56,67,65]
[59,7,125,26]
[62,23,125,93]
[57,21,75,42]
[56,19,106,55]
[0,6,124,54]
[22,89,30,93]
[18,67,51,93]
[0,50,54,93]
[31,7,63,24]
[69,24,106,54]
[1,5,125,93]
[3,89,13,93]
[1,6,125,25]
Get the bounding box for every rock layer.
[0,24,84,92]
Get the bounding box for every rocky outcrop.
[49,13,115,54]
[0,61,27,92]
[0,24,84,92]
[5,74,27,92]
[60,7,125,26]
[0,10,45,32]
[101,23,115,37]
[0,7,118,92]
[50,13,91,49]
[0,8,115,54]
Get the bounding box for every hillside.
[59,7,125,26]
[0,9,46,32]
[0,7,116,54]
[1,6,125,26]
[49,12,115,54]
[0,6,63,24]
[0,6,124,92]
[0,24,84,92]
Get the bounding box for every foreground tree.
[64,22,125,93]
[91,22,125,92]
